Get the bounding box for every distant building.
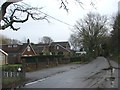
[49,42,71,56]
[32,43,49,55]
[1,39,36,64]
[33,41,71,57]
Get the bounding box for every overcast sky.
[1,0,119,43]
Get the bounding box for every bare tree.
[73,12,108,57]
[59,0,96,11]
[0,34,21,44]
[0,2,48,31]
[0,0,67,31]
[69,33,82,51]
[0,34,11,44]
[40,36,53,44]
[0,0,96,31]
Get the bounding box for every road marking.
[25,78,46,86]
[25,70,67,86]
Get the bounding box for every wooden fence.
[22,55,70,72]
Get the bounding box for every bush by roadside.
[1,64,25,89]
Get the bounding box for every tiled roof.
[32,43,49,54]
[1,43,29,54]
[32,41,71,54]
[50,42,70,46]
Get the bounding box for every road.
[23,57,119,88]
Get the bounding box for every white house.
[0,49,8,65]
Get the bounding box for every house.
[1,39,36,64]
[0,49,8,65]
[32,43,49,55]
[33,41,71,57]
[49,42,71,56]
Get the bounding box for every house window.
[27,46,31,51]
[8,45,12,48]
[13,45,17,47]
[50,52,52,55]
[56,46,59,50]
[23,55,28,56]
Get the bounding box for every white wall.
[0,51,7,65]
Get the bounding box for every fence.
[2,71,24,78]
[22,55,70,72]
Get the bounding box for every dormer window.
[27,46,31,51]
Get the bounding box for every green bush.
[2,77,26,88]
[2,64,22,71]
[111,54,120,64]
[71,61,82,64]
[2,64,25,88]
[2,77,24,85]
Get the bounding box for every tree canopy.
[39,36,53,44]
[0,34,21,44]
[110,14,120,55]
[69,12,109,57]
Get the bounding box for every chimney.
[27,39,30,44]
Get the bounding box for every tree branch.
[59,0,69,12]
[1,4,47,31]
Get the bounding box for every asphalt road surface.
[24,57,119,88]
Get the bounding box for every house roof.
[1,43,29,54]
[50,42,70,47]
[49,41,71,52]
[54,44,71,52]
[32,41,71,54]
[32,43,49,54]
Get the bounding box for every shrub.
[2,64,22,71]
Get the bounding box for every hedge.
[1,64,22,71]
